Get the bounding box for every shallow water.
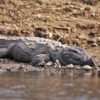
[0,69,100,100]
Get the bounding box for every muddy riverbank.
[0,39,100,73]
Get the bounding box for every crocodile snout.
[86,57,95,67]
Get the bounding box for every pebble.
[18,65,27,71]
[83,65,92,70]
[90,43,97,47]
[45,61,53,67]
[87,40,95,44]
[67,64,73,69]
[10,68,18,72]
[0,69,6,73]
[54,60,61,68]
[97,65,100,68]
[75,66,81,70]
[97,37,100,40]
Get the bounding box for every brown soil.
[0,0,100,72]
[0,0,100,46]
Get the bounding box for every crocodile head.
[61,47,95,66]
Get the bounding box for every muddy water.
[0,70,100,100]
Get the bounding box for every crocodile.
[0,35,95,67]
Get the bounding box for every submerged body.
[0,35,95,67]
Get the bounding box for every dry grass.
[0,0,100,48]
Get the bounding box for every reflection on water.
[0,69,100,100]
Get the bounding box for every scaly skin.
[0,35,95,66]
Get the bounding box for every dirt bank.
[0,0,100,47]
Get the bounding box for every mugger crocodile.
[0,35,95,67]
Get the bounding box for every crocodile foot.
[31,54,51,67]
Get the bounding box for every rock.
[97,64,100,68]
[88,32,96,37]
[75,66,81,70]
[83,65,92,70]
[97,37,100,40]
[54,59,61,68]
[0,69,6,73]
[67,64,73,69]
[10,68,18,72]
[48,32,53,38]
[87,40,95,44]
[78,34,88,39]
[45,61,53,67]
[90,43,97,47]
[18,65,27,71]
[97,38,100,46]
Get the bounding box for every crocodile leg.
[31,53,51,66]
[31,44,51,66]
[0,43,18,58]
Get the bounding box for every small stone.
[83,65,92,70]
[97,39,100,46]
[0,59,4,62]
[90,43,97,47]
[97,64,100,68]
[10,68,18,72]
[19,66,25,69]
[75,66,81,70]
[87,40,95,44]
[78,34,87,39]
[67,64,73,69]
[88,32,95,37]
[0,69,5,73]
[97,37,100,40]
[91,13,95,17]
[45,61,53,67]
[48,32,53,38]
[54,59,61,68]
[18,65,26,71]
